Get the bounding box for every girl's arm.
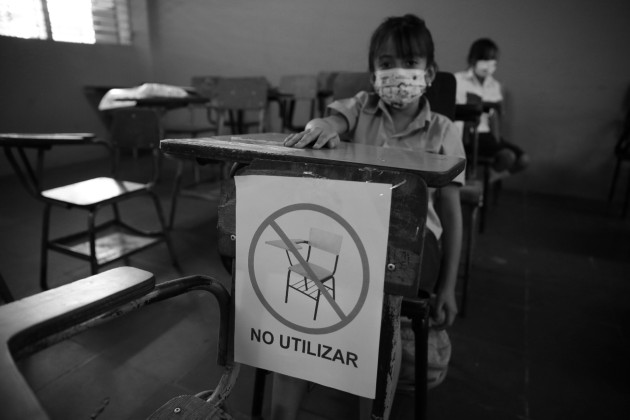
[433,183,462,328]
[283,114,348,149]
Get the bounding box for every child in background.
[276,14,464,420]
[455,38,530,178]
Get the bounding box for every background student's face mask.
[473,60,497,79]
[373,68,427,108]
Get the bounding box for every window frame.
[0,0,132,45]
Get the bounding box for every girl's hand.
[431,288,458,329]
[283,118,341,149]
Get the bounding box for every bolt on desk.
[161,132,465,420]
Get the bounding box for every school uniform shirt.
[454,69,503,133]
[328,91,466,241]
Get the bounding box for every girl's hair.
[467,38,499,66]
[368,14,436,72]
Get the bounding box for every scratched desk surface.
[0,133,96,147]
[161,133,465,188]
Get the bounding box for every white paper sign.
[234,175,392,398]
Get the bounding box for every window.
[0,0,131,45]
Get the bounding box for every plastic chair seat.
[288,261,333,280]
[41,177,147,206]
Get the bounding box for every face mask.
[473,60,497,78]
[373,68,427,108]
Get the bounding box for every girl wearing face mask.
[278,14,464,420]
[455,38,530,177]
[284,13,463,327]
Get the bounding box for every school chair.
[277,74,319,132]
[316,71,339,116]
[163,76,222,229]
[2,113,179,291]
[278,227,343,321]
[209,154,436,420]
[428,73,484,317]
[168,77,269,229]
[163,76,219,138]
[331,71,373,101]
[608,101,630,217]
[454,101,488,234]
[0,266,236,420]
[214,77,269,135]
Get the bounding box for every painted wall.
[2,0,629,199]
[149,0,630,199]
[0,0,153,177]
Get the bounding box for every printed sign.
[234,175,392,398]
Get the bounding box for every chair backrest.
[317,71,339,95]
[425,72,456,121]
[214,77,269,110]
[329,71,456,117]
[191,76,220,99]
[109,108,162,150]
[109,108,163,181]
[331,71,372,100]
[279,75,318,100]
[309,227,343,255]
[279,75,319,130]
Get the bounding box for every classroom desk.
[161,133,465,188]
[161,133,464,419]
[115,95,209,111]
[0,133,99,194]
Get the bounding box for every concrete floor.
[1,155,630,419]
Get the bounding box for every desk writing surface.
[161,133,465,188]
[113,96,209,110]
[265,239,304,251]
[0,133,96,147]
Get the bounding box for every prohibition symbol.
[248,203,370,334]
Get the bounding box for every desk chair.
[214,157,433,420]
[214,77,269,135]
[429,74,484,317]
[166,77,221,229]
[455,102,488,234]
[608,103,630,217]
[168,77,269,229]
[0,266,236,420]
[3,115,178,291]
[163,76,219,139]
[331,71,373,101]
[278,74,319,132]
[282,227,342,321]
[316,71,339,117]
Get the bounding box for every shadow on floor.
[1,156,630,419]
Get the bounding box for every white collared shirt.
[455,69,503,133]
[328,92,466,240]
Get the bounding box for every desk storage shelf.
[49,222,163,266]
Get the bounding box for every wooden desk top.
[265,239,305,251]
[0,133,96,147]
[114,95,209,109]
[161,133,465,188]
[0,267,155,420]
